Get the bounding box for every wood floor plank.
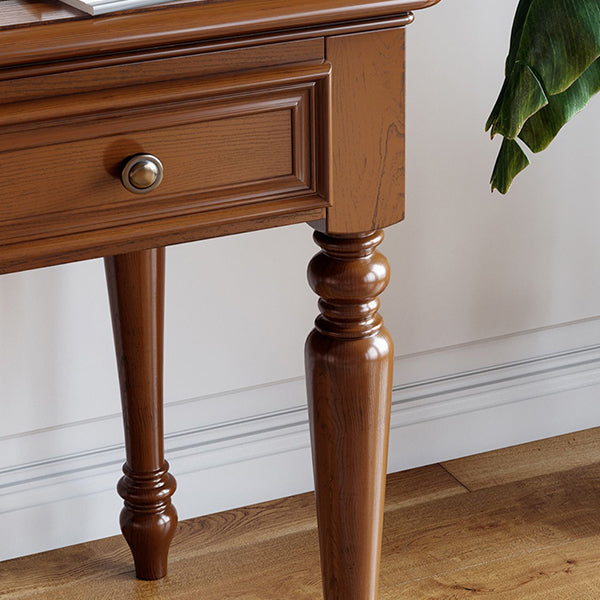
[378,463,600,587]
[383,464,469,509]
[4,434,600,600]
[0,464,464,599]
[442,427,600,491]
[384,536,600,599]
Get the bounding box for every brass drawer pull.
[121,154,163,194]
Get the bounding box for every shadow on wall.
[0,267,62,437]
[0,259,119,440]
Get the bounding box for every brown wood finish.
[0,15,413,90]
[0,38,325,103]
[104,247,177,580]
[5,429,600,599]
[0,59,331,273]
[2,111,295,221]
[441,427,600,491]
[0,0,440,590]
[0,0,438,67]
[305,230,393,600]
[0,57,327,124]
[0,14,411,275]
[0,466,466,598]
[0,201,327,275]
[324,29,406,233]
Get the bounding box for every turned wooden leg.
[104,247,177,580]
[305,230,393,600]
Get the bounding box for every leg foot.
[118,463,177,580]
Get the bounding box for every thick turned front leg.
[305,230,393,600]
[104,247,177,580]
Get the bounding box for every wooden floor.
[3,428,600,599]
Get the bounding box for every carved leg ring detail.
[117,462,177,580]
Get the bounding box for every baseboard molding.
[3,319,600,560]
[393,344,600,427]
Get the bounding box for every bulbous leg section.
[305,230,393,600]
[118,463,177,580]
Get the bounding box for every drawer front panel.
[1,108,294,222]
[0,63,330,246]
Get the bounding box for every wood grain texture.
[0,467,464,599]
[0,64,326,130]
[0,0,438,68]
[0,200,326,274]
[0,1,438,593]
[1,111,294,222]
[104,248,177,580]
[5,428,600,599]
[305,230,393,600]
[385,538,600,600]
[377,464,600,586]
[0,17,410,84]
[0,61,330,273]
[323,28,405,234]
[442,427,600,491]
[0,38,324,104]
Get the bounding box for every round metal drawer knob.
[121,154,163,194]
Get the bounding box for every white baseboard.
[3,318,600,561]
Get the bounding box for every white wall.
[3,0,600,560]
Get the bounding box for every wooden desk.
[0,0,438,597]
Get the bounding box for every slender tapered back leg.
[104,247,177,580]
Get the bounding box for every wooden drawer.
[0,40,330,270]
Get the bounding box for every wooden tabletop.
[1,0,440,28]
[0,0,440,68]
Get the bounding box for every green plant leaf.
[519,57,600,152]
[487,60,548,140]
[485,0,537,133]
[518,0,600,95]
[486,0,600,192]
[490,138,530,195]
[504,0,536,73]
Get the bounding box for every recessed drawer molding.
[0,63,331,249]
